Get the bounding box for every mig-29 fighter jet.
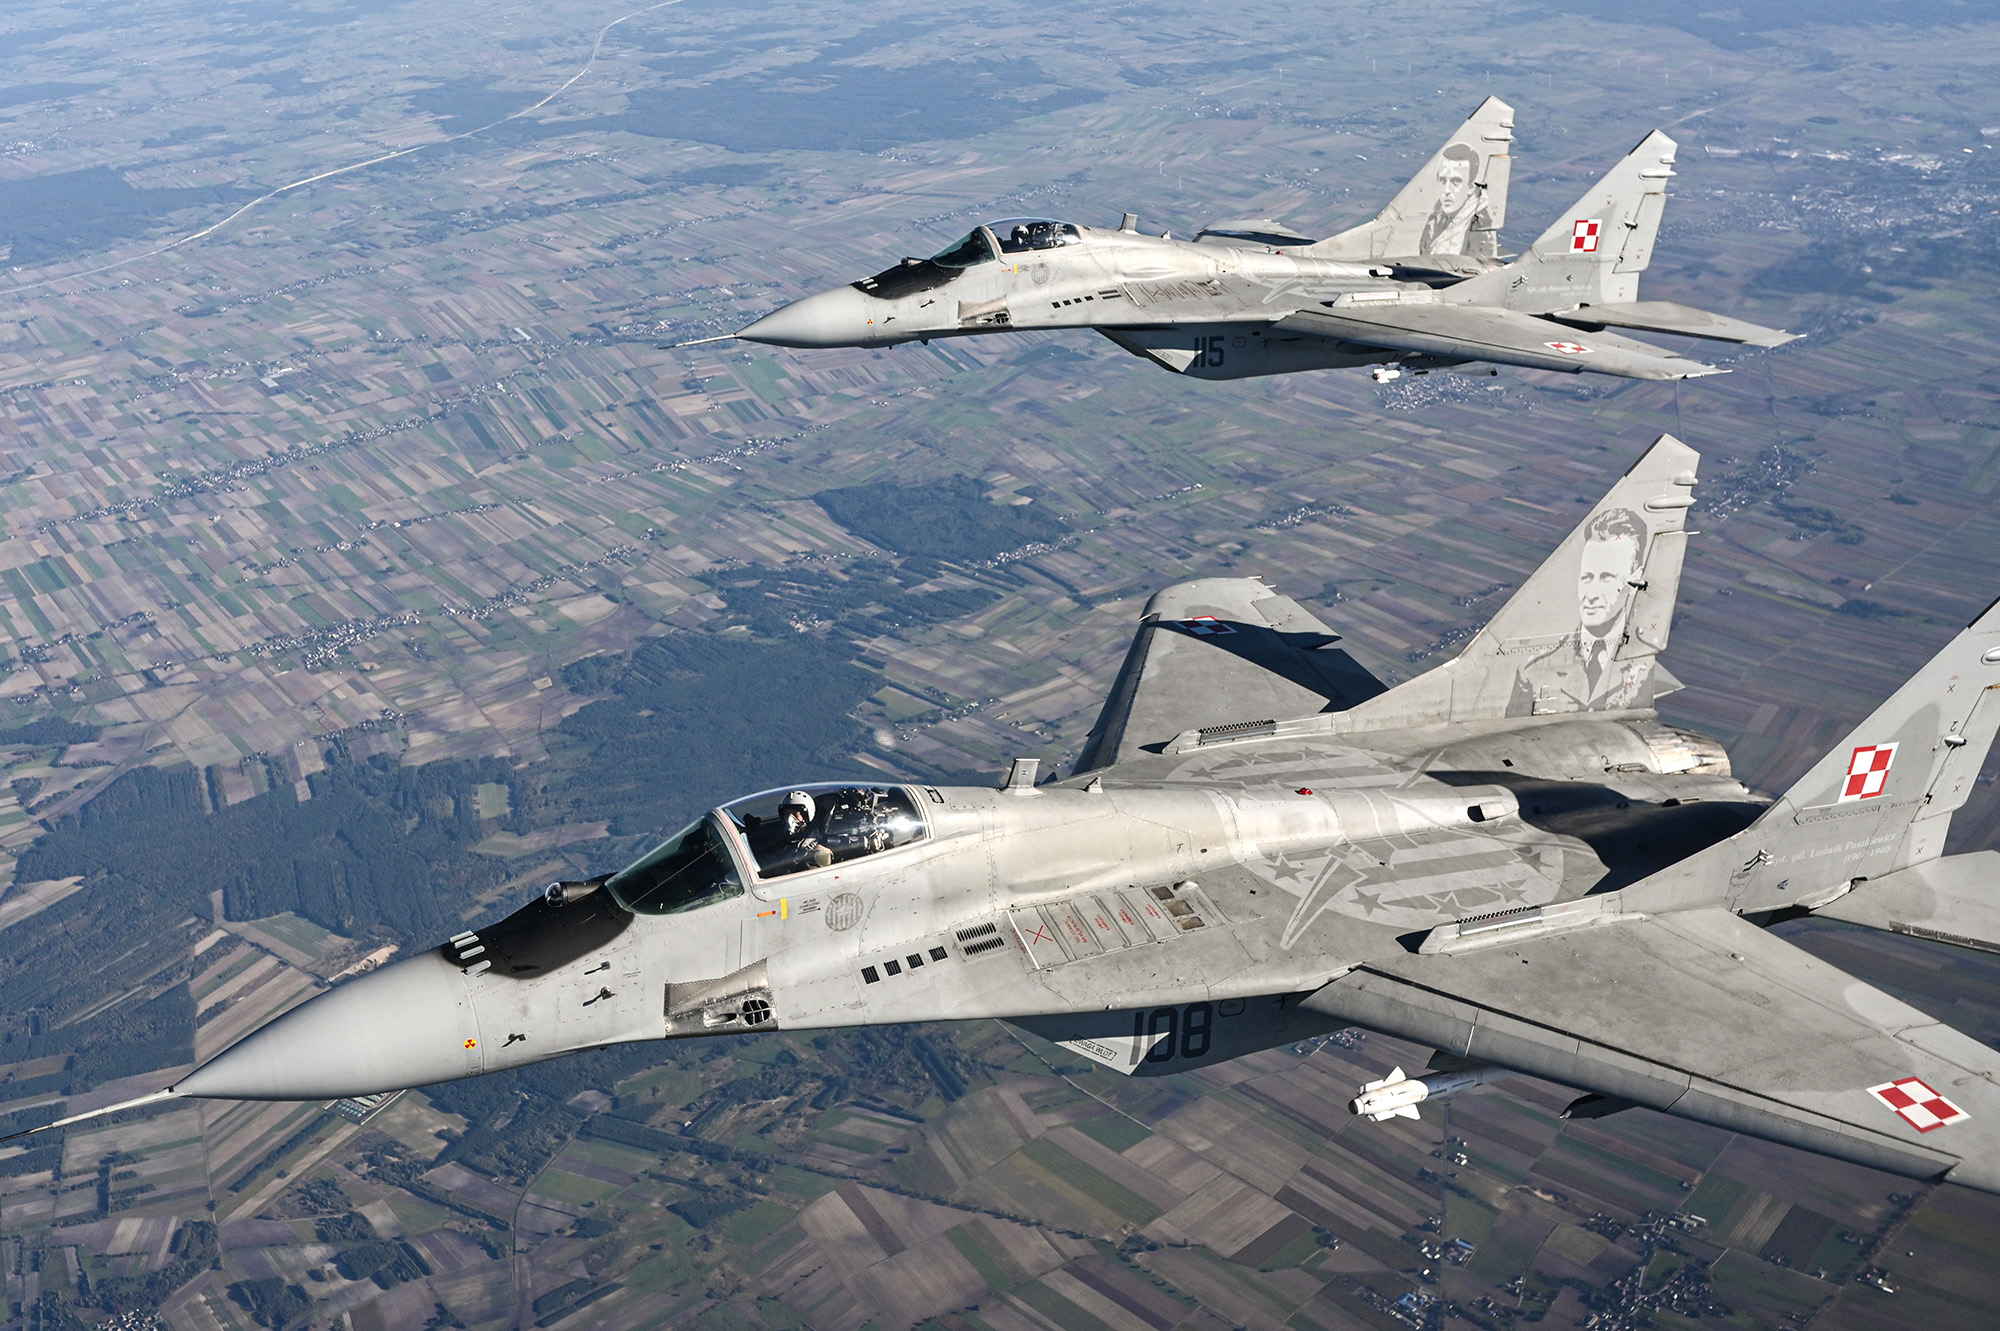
[20,438,2000,1194]
[729,98,1796,383]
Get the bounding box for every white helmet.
[779,790,816,822]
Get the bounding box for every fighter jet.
[21,437,2000,1196]
[727,98,1796,383]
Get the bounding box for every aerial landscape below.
[1,0,1999,1329]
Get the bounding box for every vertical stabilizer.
[1310,96,1515,261]
[1624,595,2000,917]
[1446,130,1677,313]
[1341,435,1699,731]
[1765,598,2000,873]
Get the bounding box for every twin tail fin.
[1341,434,1699,731]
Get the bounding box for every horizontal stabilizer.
[1305,906,2000,1192]
[1815,852,2000,952]
[1276,303,1720,380]
[1548,300,1799,348]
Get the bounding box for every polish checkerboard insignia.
[1570,219,1602,253]
[1544,341,1591,356]
[1177,616,1235,636]
[1839,743,1897,802]
[1868,1076,1968,1133]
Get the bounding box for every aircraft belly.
[1098,324,1376,380]
[1013,991,1343,1076]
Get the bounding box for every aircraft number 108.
[1134,1002,1212,1062]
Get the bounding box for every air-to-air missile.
[23,436,2000,1195]
[1349,1064,1508,1122]
[718,97,1797,383]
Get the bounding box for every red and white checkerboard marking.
[1177,615,1235,636]
[1544,341,1591,356]
[1839,742,1898,802]
[1570,219,1602,253]
[1868,1076,1968,1133]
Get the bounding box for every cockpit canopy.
[604,815,743,916]
[603,782,927,915]
[852,220,1081,302]
[722,782,927,879]
[989,218,1081,254]
[854,228,999,301]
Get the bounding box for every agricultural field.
[0,0,1998,1326]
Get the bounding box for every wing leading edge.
[1301,907,2000,1191]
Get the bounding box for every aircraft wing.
[1076,577,1387,772]
[1274,302,1722,380]
[1302,906,2000,1189]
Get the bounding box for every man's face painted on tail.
[1578,533,1644,636]
[1436,155,1474,215]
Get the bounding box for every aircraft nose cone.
[175,951,478,1100]
[738,286,880,348]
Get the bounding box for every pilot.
[748,791,835,875]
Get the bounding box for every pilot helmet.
[779,791,816,824]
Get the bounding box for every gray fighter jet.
[727,98,1796,382]
[22,438,2000,1195]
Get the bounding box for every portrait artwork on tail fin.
[1309,95,1515,262]
[1335,434,1699,733]
[1508,506,1654,716]
[1418,142,1489,257]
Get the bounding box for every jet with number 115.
[725,98,1795,383]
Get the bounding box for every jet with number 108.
[728,98,1797,383]
[28,435,2000,1198]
